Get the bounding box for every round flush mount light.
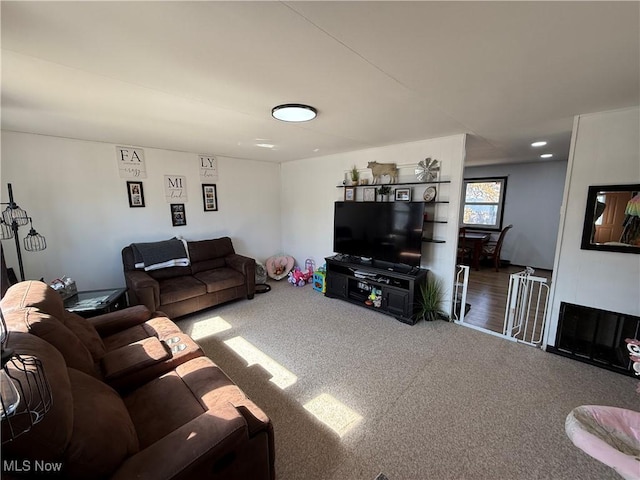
[540,153,554,159]
[531,141,547,147]
[272,104,317,122]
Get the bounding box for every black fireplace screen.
[548,302,640,377]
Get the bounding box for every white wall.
[546,106,640,346]
[280,134,467,315]
[0,131,281,289]
[464,161,567,270]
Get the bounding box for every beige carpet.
[176,280,638,480]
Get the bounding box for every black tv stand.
[324,255,428,325]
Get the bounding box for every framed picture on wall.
[126,181,145,208]
[202,184,218,212]
[170,203,186,226]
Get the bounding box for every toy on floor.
[265,255,294,281]
[565,337,640,480]
[288,259,315,287]
[313,265,327,293]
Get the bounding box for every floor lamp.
[0,184,47,281]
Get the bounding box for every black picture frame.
[170,203,186,227]
[202,184,218,212]
[126,181,145,208]
[580,184,640,254]
[394,188,411,201]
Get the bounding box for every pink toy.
[288,260,315,287]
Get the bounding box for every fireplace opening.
[548,302,639,377]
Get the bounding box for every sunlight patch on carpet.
[188,316,232,340]
[224,336,297,389]
[303,393,363,437]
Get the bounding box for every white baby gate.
[503,267,550,347]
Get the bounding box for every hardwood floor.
[460,264,553,336]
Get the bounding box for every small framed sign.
[344,187,356,202]
[363,187,376,202]
[202,184,218,211]
[126,181,145,208]
[170,204,186,227]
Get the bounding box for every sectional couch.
[0,281,274,480]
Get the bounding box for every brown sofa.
[1,281,275,480]
[122,237,256,318]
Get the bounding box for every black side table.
[64,288,128,318]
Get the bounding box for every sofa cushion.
[188,238,236,275]
[66,368,139,479]
[191,257,226,274]
[158,275,207,305]
[123,356,253,449]
[124,369,206,449]
[147,265,193,281]
[3,307,99,378]
[194,268,246,294]
[61,311,106,361]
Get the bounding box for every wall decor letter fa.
[117,146,147,178]
[164,175,187,202]
[199,155,218,182]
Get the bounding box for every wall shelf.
[336,180,451,188]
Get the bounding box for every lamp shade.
[625,193,640,217]
[23,227,46,252]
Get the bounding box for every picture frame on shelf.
[344,187,356,202]
[170,203,186,226]
[363,187,376,202]
[126,181,145,208]
[395,188,411,202]
[202,184,218,211]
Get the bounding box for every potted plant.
[377,185,391,201]
[350,165,360,185]
[416,274,449,322]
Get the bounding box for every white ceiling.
[1,1,638,166]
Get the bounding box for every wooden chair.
[457,227,472,265]
[480,224,513,271]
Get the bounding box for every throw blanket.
[131,238,190,271]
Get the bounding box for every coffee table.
[64,287,128,318]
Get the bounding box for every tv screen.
[333,201,424,267]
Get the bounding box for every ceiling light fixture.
[272,104,317,122]
[531,141,547,147]
[540,153,553,159]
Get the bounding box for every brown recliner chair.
[2,331,275,480]
[0,281,202,391]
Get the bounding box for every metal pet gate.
[453,265,550,347]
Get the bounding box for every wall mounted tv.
[333,201,425,267]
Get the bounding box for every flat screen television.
[333,201,425,267]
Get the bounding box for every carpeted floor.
[176,280,638,480]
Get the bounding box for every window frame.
[460,176,508,232]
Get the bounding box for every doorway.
[457,160,567,342]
